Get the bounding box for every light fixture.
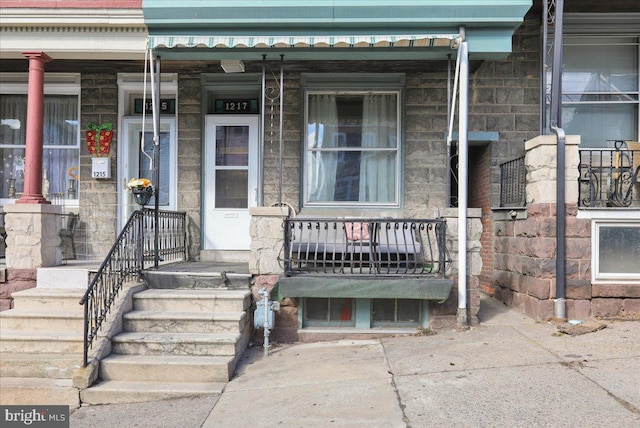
[220,59,245,73]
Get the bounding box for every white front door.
[204,115,259,250]
[119,117,177,230]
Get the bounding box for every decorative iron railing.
[499,156,526,207]
[578,142,640,208]
[283,218,449,277]
[79,209,187,366]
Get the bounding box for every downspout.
[446,54,452,207]
[549,0,566,319]
[457,38,469,327]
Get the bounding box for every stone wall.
[80,73,119,259]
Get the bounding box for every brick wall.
[469,146,493,295]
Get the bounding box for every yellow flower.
[127,178,152,190]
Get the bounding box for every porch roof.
[144,0,533,60]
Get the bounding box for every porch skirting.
[276,276,453,301]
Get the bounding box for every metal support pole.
[457,41,469,327]
[446,54,452,207]
[259,55,266,206]
[154,55,161,269]
[278,55,284,205]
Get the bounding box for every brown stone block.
[623,299,640,313]
[592,284,640,298]
[524,276,551,300]
[566,299,591,320]
[0,298,11,312]
[522,258,555,279]
[566,238,590,260]
[7,269,37,281]
[527,238,557,259]
[566,217,591,239]
[0,281,36,299]
[275,306,298,328]
[566,280,592,300]
[523,295,553,320]
[591,298,624,317]
[429,314,457,330]
[270,327,298,344]
[527,203,551,217]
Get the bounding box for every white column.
[457,41,469,326]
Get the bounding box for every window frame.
[301,73,405,209]
[592,220,640,283]
[0,73,81,208]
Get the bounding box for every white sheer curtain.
[307,94,339,202]
[360,94,397,202]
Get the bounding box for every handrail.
[283,218,449,278]
[79,209,187,367]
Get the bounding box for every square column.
[3,204,62,269]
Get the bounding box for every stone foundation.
[0,268,37,311]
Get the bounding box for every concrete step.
[99,354,235,383]
[144,270,226,289]
[132,289,251,313]
[0,377,80,407]
[80,380,225,405]
[0,352,82,379]
[0,310,84,333]
[37,267,91,289]
[111,332,242,357]
[10,288,85,311]
[0,330,83,354]
[123,310,246,334]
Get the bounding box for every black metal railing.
[283,218,449,277]
[499,156,526,207]
[79,209,187,366]
[578,142,640,208]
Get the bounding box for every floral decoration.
[86,122,114,156]
[127,178,152,191]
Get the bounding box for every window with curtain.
[305,92,399,206]
[0,94,80,203]
[547,36,639,147]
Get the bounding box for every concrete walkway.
[70,296,640,427]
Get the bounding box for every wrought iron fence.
[499,156,526,207]
[578,142,640,208]
[79,209,187,366]
[283,218,449,277]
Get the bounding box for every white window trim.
[302,89,402,208]
[591,219,640,284]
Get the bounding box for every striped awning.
[148,34,461,50]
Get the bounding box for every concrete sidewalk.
[70,297,640,427]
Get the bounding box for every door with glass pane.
[119,118,177,229]
[204,115,258,250]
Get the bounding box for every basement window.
[593,221,640,282]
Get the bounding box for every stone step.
[37,267,91,289]
[80,380,225,405]
[0,310,84,333]
[0,377,80,407]
[111,332,241,357]
[0,330,83,354]
[0,352,82,379]
[123,310,246,334]
[10,288,85,311]
[132,289,251,313]
[99,354,235,383]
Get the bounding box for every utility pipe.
[457,41,469,326]
[153,55,161,269]
[550,0,566,319]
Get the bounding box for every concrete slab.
[578,356,640,411]
[204,340,405,427]
[70,396,217,428]
[394,364,640,427]
[383,326,561,376]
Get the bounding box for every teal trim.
[355,299,371,329]
[143,1,532,30]
[446,131,500,142]
[422,300,430,329]
[278,277,454,301]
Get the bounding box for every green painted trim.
[422,300,430,329]
[355,298,371,329]
[143,1,532,30]
[278,276,454,300]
